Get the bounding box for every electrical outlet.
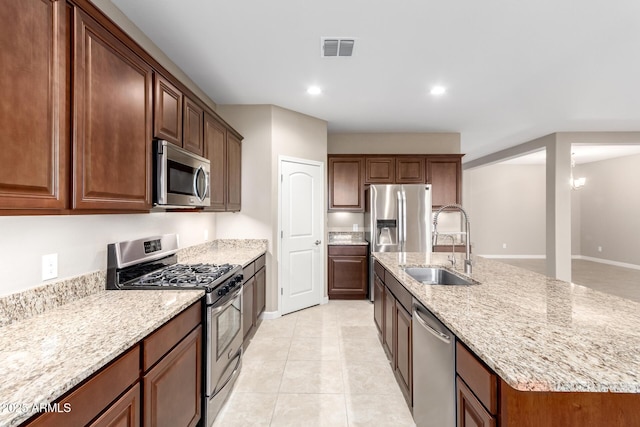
[42,253,58,281]
[502,243,507,249]
[598,246,602,252]
[204,229,209,241]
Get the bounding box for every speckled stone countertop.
[373,252,640,393]
[0,239,268,426]
[0,290,203,426]
[327,232,368,246]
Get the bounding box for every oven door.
[155,139,210,207]
[206,286,243,397]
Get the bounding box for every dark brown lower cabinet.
[242,276,255,340]
[328,245,368,299]
[457,377,496,427]
[143,326,201,427]
[90,383,140,427]
[395,303,412,405]
[383,287,395,360]
[255,266,266,318]
[373,275,384,334]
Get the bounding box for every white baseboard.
[321,296,329,305]
[260,310,281,320]
[572,255,640,271]
[480,254,546,259]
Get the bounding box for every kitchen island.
[374,252,640,426]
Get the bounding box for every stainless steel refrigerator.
[365,184,432,301]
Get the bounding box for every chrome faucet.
[433,204,472,275]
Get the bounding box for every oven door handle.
[209,286,242,315]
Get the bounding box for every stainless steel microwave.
[154,140,210,208]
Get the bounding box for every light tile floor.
[497,258,640,303]
[213,300,416,427]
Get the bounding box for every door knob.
[314,240,322,245]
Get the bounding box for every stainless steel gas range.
[106,234,243,427]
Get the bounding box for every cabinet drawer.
[27,346,140,427]
[143,301,202,371]
[374,260,385,280]
[456,342,498,415]
[328,245,368,256]
[255,254,266,271]
[384,271,412,314]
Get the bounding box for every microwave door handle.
[193,165,207,202]
[158,142,168,205]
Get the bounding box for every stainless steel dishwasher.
[412,298,456,427]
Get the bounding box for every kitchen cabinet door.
[328,156,364,211]
[426,155,463,208]
[242,276,255,340]
[72,8,152,210]
[153,74,182,146]
[255,266,266,319]
[183,96,204,156]
[327,245,368,299]
[204,112,227,211]
[373,275,384,334]
[89,383,140,427]
[0,0,69,210]
[226,132,242,212]
[383,287,395,360]
[457,377,496,427]
[144,326,202,427]
[395,303,412,406]
[396,156,425,183]
[365,157,395,184]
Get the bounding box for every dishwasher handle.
[413,308,452,344]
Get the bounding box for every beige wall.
[328,132,460,154]
[576,154,640,265]
[464,164,546,256]
[0,213,216,296]
[216,105,328,312]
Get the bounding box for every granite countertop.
[327,231,368,246]
[0,240,268,426]
[373,252,640,394]
[0,290,203,426]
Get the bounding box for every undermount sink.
[403,267,476,286]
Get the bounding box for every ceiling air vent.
[321,38,355,57]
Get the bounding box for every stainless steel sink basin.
[403,267,476,286]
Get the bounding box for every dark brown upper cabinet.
[153,74,183,146]
[426,155,463,208]
[396,156,425,183]
[0,0,69,210]
[183,96,204,156]
[72,7,153,211]
[328,156,364,211]
[203,112,242,212]
[365,157,395,184]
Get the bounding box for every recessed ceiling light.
[430,86,446,96]
[307,86,322,95]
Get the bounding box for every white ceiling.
[110,0,640,162]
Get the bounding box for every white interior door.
[280,158,324,315]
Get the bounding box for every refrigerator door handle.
[396,190,402,251]
[402,190,407,251]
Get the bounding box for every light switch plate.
[42,253,58,281]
